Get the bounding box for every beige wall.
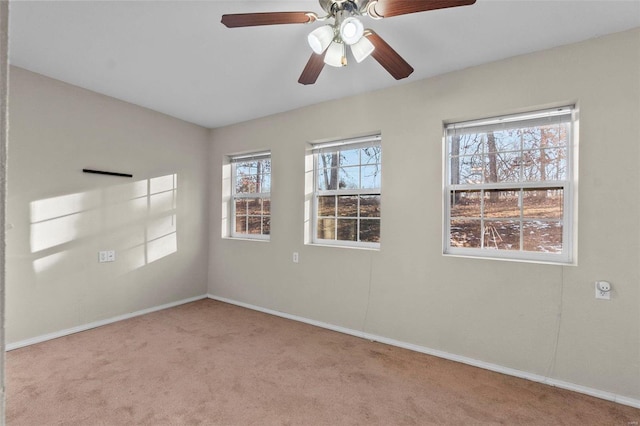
[6,67,210,343]
[209,28,640,400]
[1,1,8,421]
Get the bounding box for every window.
[444,106,576,263]
[230,152,271,240]
[312,135,382,248]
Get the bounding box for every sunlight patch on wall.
[221,162,231,237]
[146,214,177,264]
[29,173,179,280]
[33,251,67,274]
[105,180,149,228]
[150,190,175,215]
[147,233,178,264]
[30,190,101,223]
[150,174,177,194]
[146,175,178,264]
[303,150,314,244]
[30,191,101,252]
[105,227,147,273]
[105,179,148,202]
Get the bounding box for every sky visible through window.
[447,114,571,257]
[316,144,381,245]
[233,157,271,238]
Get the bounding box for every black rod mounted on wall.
[83,169,133,178]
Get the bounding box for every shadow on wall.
[29,173,178,282]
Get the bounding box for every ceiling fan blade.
[369,0,476,18]
[298,51,327,85]
[365,31,414,80]
[221,12,316,28]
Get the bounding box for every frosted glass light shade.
[307,25,334,54]
[324,41,346,67]
[351,36,375,63]
[339,17,364,45]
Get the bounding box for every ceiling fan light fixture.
[307,25,334,54]
[221,0,478,85]
[339,17,364,45]
[324,41,346,67]
[351,35,375,63]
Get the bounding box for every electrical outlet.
[99,250,116,263]
[293,252,299,263]
[595,281,611,300]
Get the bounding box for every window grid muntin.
[315,190,381,244]
[448,137,568,185]
[231,155,271,240]
[449,185,565,252]
[444,107,574,263]
[313,139,381,248]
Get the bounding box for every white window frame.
[230,151,271,241]
[443,106,577,264]
[311,135,382,249]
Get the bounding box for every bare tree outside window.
[314,138,381,247]
[232,154,271,239]
[445,107,575,263]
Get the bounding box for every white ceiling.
[8,0,640,128]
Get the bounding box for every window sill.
[223,236,270,243]
[306,242,380,251]
[443,251,575,266]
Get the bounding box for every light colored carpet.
[6,299,640,425]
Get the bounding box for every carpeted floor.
[6,299,640,425]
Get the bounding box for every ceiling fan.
[221,0,476,85]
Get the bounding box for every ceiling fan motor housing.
[319,0,368,16]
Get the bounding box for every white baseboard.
[6,294,208,351]
[208,294,640,410]
[7,292,638,410]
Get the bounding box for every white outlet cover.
[595,281,611,300]
[99,250,116,263]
